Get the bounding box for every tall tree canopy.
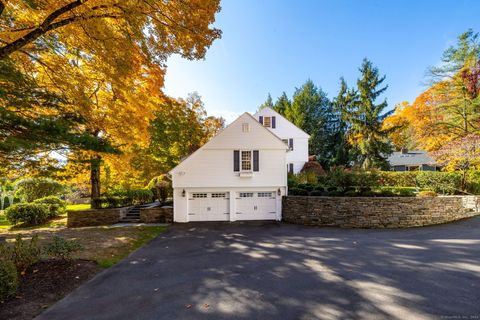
[384,29,480,155]
[344,59,392,169]
[1,0,222,205]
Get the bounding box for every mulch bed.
[0,259,100,320]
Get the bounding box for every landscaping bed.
[0,259,99,320]
[0,225,166,319]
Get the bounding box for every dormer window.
[263,116,271,127]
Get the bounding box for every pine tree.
[273,92,291,116]
[345,59,393,169]
[259,93,274,110]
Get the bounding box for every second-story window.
[263,116,271,127]
[241,150,252,171]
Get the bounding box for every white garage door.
[235,191,277,220]
[188,192,230,221]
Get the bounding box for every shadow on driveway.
[37,217,480,320]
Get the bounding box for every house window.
[241,150,252,171]
[242,123,250,132]
[258,192,273,197]
[192,193,207,198]
[239,192,253,197]
[263,116,271,127]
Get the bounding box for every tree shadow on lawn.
[38,218,480,320]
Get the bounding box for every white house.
[169,112,289,223]
[253,107,310,174]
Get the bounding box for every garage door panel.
[189,192,230,221]
[235,191,277,220]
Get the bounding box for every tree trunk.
[90,156,102,208]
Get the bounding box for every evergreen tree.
[259,93,274,110]
[286,80,334,159]
[330,78,357,167]
[345,59,393,169]
[273,92,291,116]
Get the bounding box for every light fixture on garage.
[277,188,281,196]
[182,189,186,197]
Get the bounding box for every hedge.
[5,203,50,226]
[33,196,66,218]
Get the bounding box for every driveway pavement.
[37,218,480,320]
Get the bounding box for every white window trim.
[240,150,253,172]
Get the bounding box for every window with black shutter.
[233,150,240,172]
[289,163,294,173]
[289,138,294,150]
[259,116,263,125]
[272,116,276,128]
[253,150,259,171]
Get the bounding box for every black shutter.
[289,138,294,150]
[234,150,240,172]
[272,116,276,128]
[253,150,259,172]
[259,116,263,125]
[289,163,294,174]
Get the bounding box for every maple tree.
[0,0,222,206]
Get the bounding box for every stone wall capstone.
[282,195,480,228]
[140,206,173,223]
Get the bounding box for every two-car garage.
[187,190,278,222]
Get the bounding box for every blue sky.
[164,0,480,123]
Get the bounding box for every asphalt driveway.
[37,218,480,320]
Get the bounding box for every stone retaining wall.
[140,206,173,223]
[67,206,131,228]
[282,196,480,228]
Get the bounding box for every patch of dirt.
[0,259,100,320]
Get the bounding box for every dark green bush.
[127,189,154,204]
[344,190,358,197]
[297,183,315,191]
[44,236,83,261]
[5,203,50,226]
[0,260,17,302]
[289,188,309,196]
[0,235,41,272]
[309,190,323,196]
[15,178,64,202]
[33,196,66,218]
[313,185,325,192]
[326,190,342,196]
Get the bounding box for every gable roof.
[253,106,310,138]
[387,150,437,167]
[169,112,288,174]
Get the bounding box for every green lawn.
[67,203,91,211]
[0,211,11,229]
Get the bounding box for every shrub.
[0,235,41,272]
[5,203,50,226]
[344,190,358,197]
[0,260,17,302]
[44,236,83,260]
[288,172,318,187]
[127,189,154,204]
[147,175,172,203]
[378,171,418,187]
[415,172,461,194]
[297,183,315,191]
[326,190,343,196]
[313,185,326,192]
[309,190,323,196]
[417,190,438,197]
[33,196,66,218]
[15,178,64,202]
[466,170,480,194]
[289,188,309,196]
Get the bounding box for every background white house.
[254,107,310,174]
[169,113,291,222]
